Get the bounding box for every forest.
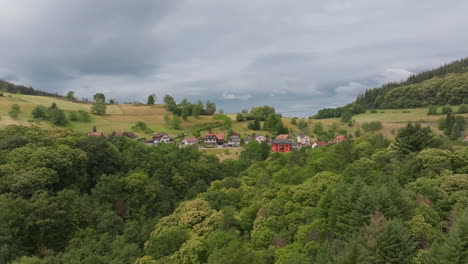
[0,80,64,99]
[314,57,468,119]
[0,123,466,264]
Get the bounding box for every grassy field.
[1,92,466,144]
[0,93,219,138]
[200,148,242,161]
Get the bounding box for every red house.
[271,139,292,153]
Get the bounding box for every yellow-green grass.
[1,93,466,139]
[200,148,242,161]
[0,93,223,137]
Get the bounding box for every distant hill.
[0,79,64,98]
[314,57,468,119]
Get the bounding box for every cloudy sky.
[1,0,467,116]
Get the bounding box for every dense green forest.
[0,125,261,264]
[1,124,466,263]
[314,57,468,119]
[0,80,64,99]
[133,124,468,263]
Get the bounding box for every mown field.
[0,93,218,138]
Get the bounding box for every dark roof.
[297,133,308,138]
[153,132,169,139]
[271,139,293,145]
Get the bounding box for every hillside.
[314,57,468,119]
[0,92,220,137]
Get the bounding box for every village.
[86,130,348,153]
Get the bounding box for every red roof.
[276,134,289,139]
[315,141,327,146]
[334,135,346,143]
[203,133,224,140]
[183,137,198,143]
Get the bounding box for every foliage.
[361,121,383,133]
[438,113,466,139]
[9,104,21,119]
[147,94,156,105]
[91,101,107,115]
[131,121,154,134]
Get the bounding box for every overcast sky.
[1,0,467,116]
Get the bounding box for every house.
[276,134,290,139]
[255,135,268,143]
[312,141,327,148]
[111,132,137,140]
[296,133,311,145]
[152,132,172,144]
[203,132,224,145]
[271,139,293,153]
[464,136,468,142]
[180,137,198,147]
[227,132,241,147]
[87,131,106,137]
[333,135,347,144]
[292,142,302,150]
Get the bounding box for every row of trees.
[163,95,217,119]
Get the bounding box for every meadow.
[1,92,466,143]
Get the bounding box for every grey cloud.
[0,0,467,116]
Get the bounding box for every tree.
[91,101,107,115]
[441,105,453,115]
[147,94,156,105]
[93,93,106,103]
[92,125,97,132]
[314,122,324,135]
[374,219,416,264]
[297,119,308,130]
[457,104,468,114]
[248,119,261,130]
[341,111,353,123]
[9,104,21,119]
[48,108,67,126]
[172,115,182,129]
[236,113,245,122]
[427,105,438,115]
[394,123,438,154]
[205,101,216,115]
[109,98,115,104]
[192,105,202,118]
[291,118,297,125]
[31,106,47,119]
[66,91,75,100]
[218,108,224,115]
[425,209,468,264]
[164,114,171,127]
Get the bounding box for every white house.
[153,132,172,144]
[180,137,198,147]
[296,133,311,145]
[227,132,241,147]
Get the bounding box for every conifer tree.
[374,219,416,264]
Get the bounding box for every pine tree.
[425,210,468,264]
[374,219,416,264]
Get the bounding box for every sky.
[1,0,467,117]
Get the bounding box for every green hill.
[314,57,468,119]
